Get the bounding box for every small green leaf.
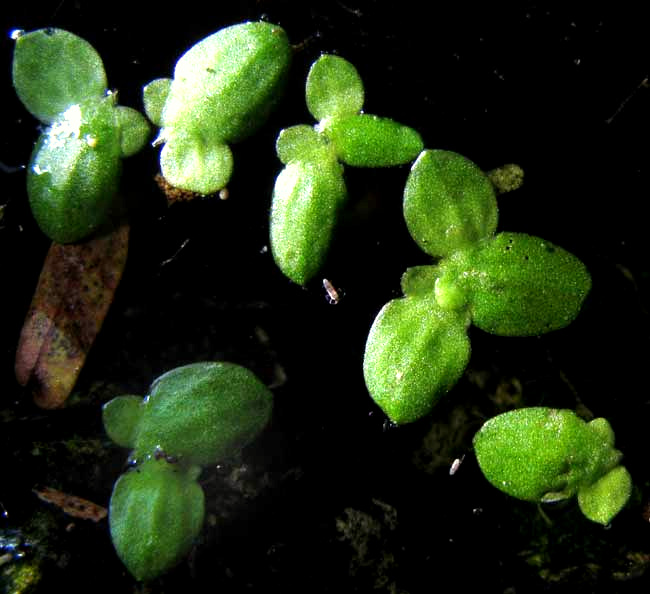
[109,459,205,581]
[464,233,592,336]
[131,362,273,466]
[363,295,471,424]
[400,265,440,297]
[578,466,632,525]
[270,159,347,284]
[587,417,616,447]
[326,114,423,167]
[12,28,107,124]
[142,78,172,127]
[27,97,122,243]
[306,54,364,121]
[160,132,233,194]
[473,408,624,505]
[103,395,144,448]
[275,125,333,165]
[403,150,498,258]
[116,106,150,157]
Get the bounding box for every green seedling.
[12,28,149,243]
[143,21,291,195]
[103,362,273,580]
[473,407,632,525]
[364,150,591,424]
[270,54,423,285]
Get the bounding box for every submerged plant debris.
[15,224,129,408]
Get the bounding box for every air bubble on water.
[10,29,24,40]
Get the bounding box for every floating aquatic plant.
[363,150,591,424]
[473,407,632,525]
[143,21,291,195]
[11,28,149,243]
[270,54,423,285]
[103,362,273,581]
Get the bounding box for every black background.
[1,2,649,592]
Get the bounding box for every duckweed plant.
[143,21,291,195]
[270,54,423,284]
[103,362,273,581]
[363,150,591,424]
[9,17,627,586]
[11,28,150,243]
[473,408,632,525]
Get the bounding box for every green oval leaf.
[12,28,107,124]
[306,54,364,121]
[103,395,144,448]
[403,150,498,258]
[142,78,172,127]
[326,114,423,167]
[578,466,632,525]
[109,459,205,581]
[473,408,623,504]
[27,97,122,243]
[270,159,347,285]
[131,362,273,466]
[116,106,150,157]
[465,232,592,336]
[161,21,291,143]
[275,125,332,165]
[400,265,440,297]
[160,132,233,194]
[363,295,471,424]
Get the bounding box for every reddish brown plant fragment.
[15,224,129,408]
[33,486,107,522]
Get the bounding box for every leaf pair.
[103,362,273,581]
[270,55,424,285]
[12,29,149,243]
[473,408,632,525]
[143,22,292,195]
[364,150,591,424]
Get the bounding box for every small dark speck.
[524,255,529,261]
[545,245,556,253]
[206,68,216,74]
[44,27,56,36]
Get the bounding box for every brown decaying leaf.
[15,224,129,409]
[33,487,107,522]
